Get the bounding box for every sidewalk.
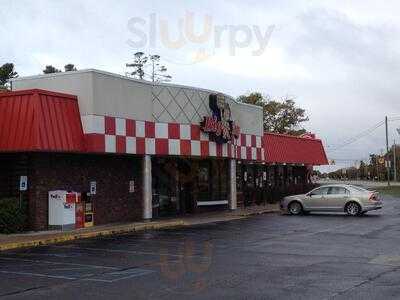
[0,204,279,251]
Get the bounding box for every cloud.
[2,0,400,171]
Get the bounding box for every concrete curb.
[179,208,280,226]
[0,207,280,252]
[0,220,184,252]
[238,208,280,217]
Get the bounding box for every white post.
[142,155,152,220]
[394,140,397,182]
[229,159,237,210]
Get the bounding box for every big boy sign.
[200,94,240,144]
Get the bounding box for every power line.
[328,120,385,152]
[327,117,400,151]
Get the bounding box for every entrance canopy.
[264,133,328,166]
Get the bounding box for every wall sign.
[19,176,28,191]
[129,180,135,193]
[200,94,240,144]
[90,181,97,195]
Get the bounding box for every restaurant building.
[0,70,328,231]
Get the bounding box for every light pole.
[395,127,400,182]
[394,139,397,182]
[385,116,390,186]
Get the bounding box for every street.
[1,196,400,299]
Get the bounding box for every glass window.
[219,160,228,200]
[236,164,243,192]
[350,185,368,192]
[198,160,211,201]
[277,166,284,187]
[152,158,178,216]
[328,187,348,195]
[310,187,329,196]
[286,166,293,185]
[267,166,275,187]
[245,165,255,188]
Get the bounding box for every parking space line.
[0,270,77,280]
[0,268,155,283]
[53,245,211,259]
[84,269,155,283]
[114,239,187,244]
[0,256,119,270]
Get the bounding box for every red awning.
[0,89,85,152]
[264,133,328,165]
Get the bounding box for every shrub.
[0,197,28,234]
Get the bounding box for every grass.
[374,186,400,198]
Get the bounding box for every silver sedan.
[281,184,383,216]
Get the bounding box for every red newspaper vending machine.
[74,194,84,229]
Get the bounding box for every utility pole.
[385,116,391,186]
[394,140,397,182]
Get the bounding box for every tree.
[237,92,264,106]
[359,160,367,179]
[126,52,147,80]
[64,64,77,72]
[43,65,61,74]
[237,92,309,135]
[126,52,172,83]
[0,63,18,88]
[148,55,172,83]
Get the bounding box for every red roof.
[264,133,328,165]
[0,89,85,152]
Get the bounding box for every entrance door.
[178,160,195,214]
[243,164,255,207]
[179,181,194,214]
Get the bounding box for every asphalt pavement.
[1,196,400,299]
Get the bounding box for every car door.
[326,187,350,211]
[323,187,341,211]
[304,187,329,210]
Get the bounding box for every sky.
[2,0,400,172]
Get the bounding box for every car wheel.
[345,202,361,216]
[288,201,303,215]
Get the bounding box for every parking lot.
[1,196,400,299]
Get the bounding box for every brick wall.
[27,153,143,231]
[0,153,30,198]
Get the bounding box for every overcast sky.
[2,0,400,172]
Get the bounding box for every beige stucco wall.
[12,69,263,136]
[12,70,153,121]
[12,71,95,115]
[91,72,152,121]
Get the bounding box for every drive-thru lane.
[1,196,400,299]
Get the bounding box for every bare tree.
[126,52,172,83]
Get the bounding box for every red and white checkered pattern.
[82,115,264,161]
